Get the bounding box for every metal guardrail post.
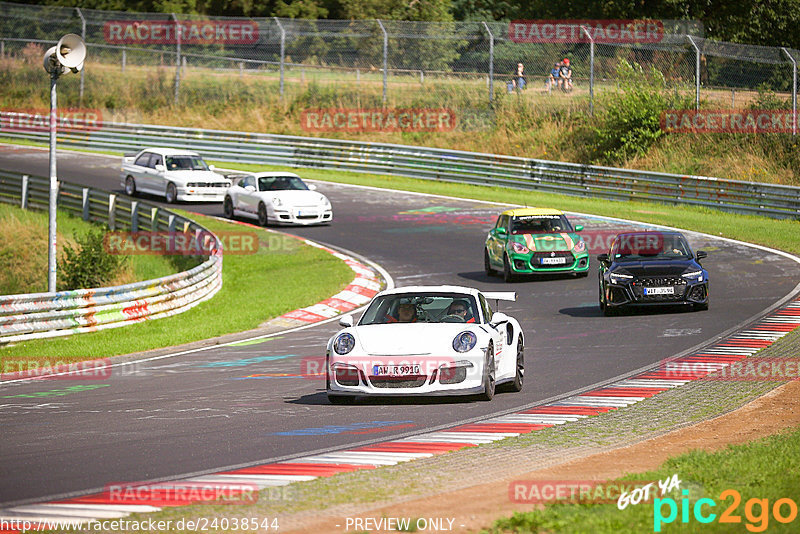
[781,48,797,136]
[482,22,494,103]
[168,214,176,232]
[687,36,700,111]
[108,193,116,230]
[131,200,139,232]
[581,26,594,116]
[82,187,89,220]
[274,17,285,98]
[21,175,28,209]
[76,8,86,103]
[377,19,388,105]
[172,13,181,105]
[151,206,159,231]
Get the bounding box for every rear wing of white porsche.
[483,292,517,302]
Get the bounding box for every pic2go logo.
[654,489,799,532]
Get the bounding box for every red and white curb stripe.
[3,299,798,530]
[266,241,381,327]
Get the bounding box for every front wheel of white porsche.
[504,335,524,392]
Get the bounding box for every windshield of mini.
[511,214,573,234]
[165,155,209,171]
[359,293,481,325]
[258,176,309,191]
[612,233,693,261]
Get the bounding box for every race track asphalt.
[1,145,798,505]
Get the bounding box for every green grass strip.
[484,426,800,533]
[0,210,354,361]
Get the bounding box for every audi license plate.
[644,287,674,295]
[373,364,421,376]
[540,257,567,265]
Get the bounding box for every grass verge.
[0,210,354,362]
[485,427,800,533]
[0,203,180,294]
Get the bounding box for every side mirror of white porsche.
[490,312,509,326]
[245,185,256,192]
[308,183,318,191]
[339,315,354,328]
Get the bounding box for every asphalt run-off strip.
[1,298,798,530]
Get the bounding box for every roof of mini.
[500,207,564,217]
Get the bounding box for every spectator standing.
[511,62,526,92]
[558,58,572,92]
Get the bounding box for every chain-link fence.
[0,1,796,133]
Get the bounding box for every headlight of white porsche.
[320,195,331,208]
[333,333,355,355]
[272,196,283,207]
[452,331,477,353]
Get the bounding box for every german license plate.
[541,257,567,265]
[373,364,421,376]
[644,287,674,295]
[298,210,317,217]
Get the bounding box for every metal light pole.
[42,34,86,292]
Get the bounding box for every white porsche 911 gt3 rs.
[325,286,524,403]
[223,172,332,226]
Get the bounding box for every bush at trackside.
[585,59,694,165]
[58,228,128,290]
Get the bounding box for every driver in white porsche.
[446,299,476,323]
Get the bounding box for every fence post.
[21,175,29,210]
[108,193,116,230]
[76,8,86,103]
[781,47,797,136]
[482,22,494,103]
[131,200,139,232]
[687,36,700,111]
[172,13,181,105]
[82,187,90,221]
[274,17,285,98]
[581,25,594,116]
[121,47,126,73]
[377,19,388,105]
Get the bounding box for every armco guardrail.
[0,170,222,344]
[1,112,799,219]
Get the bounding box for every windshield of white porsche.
[258,176,309,191]
[359,294,480,325]
[164,156,209,171]
[511,214,573,234]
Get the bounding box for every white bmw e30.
[223,172,332,226]
[325,285,524,403]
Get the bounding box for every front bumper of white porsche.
[327,351,487,396]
